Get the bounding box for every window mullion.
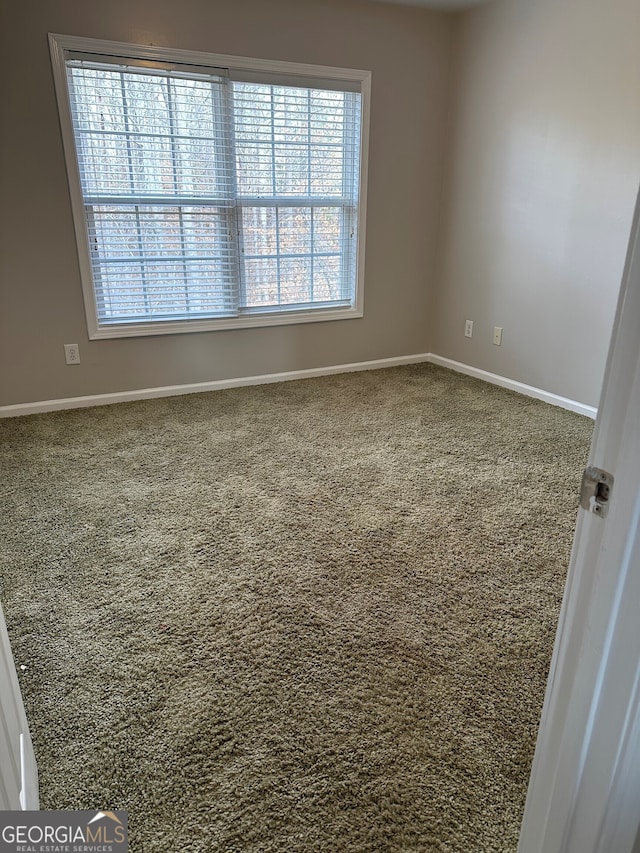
[340,92,349,303]
[119,71,150,315]
[221,79,243,313]
[165,76,191,315]
[275,207,282,305]
[269,87,282,306]
[269,85,277,199]
[307,89,314,302]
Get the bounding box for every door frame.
[0,602,39,810]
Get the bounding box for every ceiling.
[375,0,494,10]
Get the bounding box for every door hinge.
[580,466,614,518]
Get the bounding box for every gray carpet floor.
[0,364,593,852]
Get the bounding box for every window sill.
[88,303,363,339]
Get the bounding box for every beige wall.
[2,0,639,410]
[0,0,453,406]
[431,0,640,407]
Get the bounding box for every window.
[49,35,370,338]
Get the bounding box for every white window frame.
[48,33,370,340]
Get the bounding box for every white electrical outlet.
[493,326,503,346]
[64,344,80,365]
[464,319,474,338]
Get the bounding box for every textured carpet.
[0,364,592,852]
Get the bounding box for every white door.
[0,602,39,809]
[518,187,640,852]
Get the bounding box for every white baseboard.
[0,352,597,419]
[427,354,597,419]
[0,353,432,418]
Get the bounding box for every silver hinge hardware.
[580,466,614,518]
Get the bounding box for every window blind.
[64,56,362,327]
